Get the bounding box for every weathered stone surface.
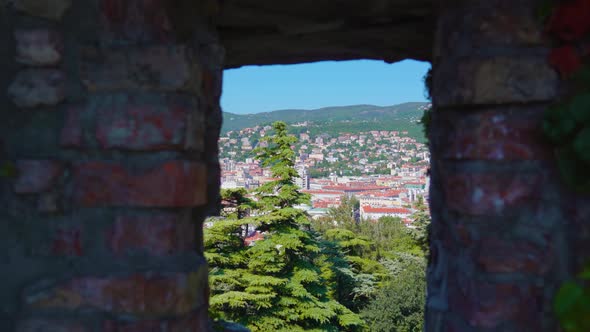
[51,227,83,257]
[60,105,84,147]
[60,95,202,151]
[218,0,434,67]
[72,161,207,207]
[107,214,195,256]
[449,275,543,329]
[95,97,189,150]
[435,0,546,58]
[442,172,540,216]
[25,271,207,316]
[80,45,198,92]
[16,319,88,332]
[13,0,72,20]
[99,0,174,44]
[434,57,558,107]
[103,309,210,332]
[14,160,64,194]
[475,237,553,275]
[37,192,60,213]
[15,29,63,66]
[439,110,548,160]
[7,69,66,108]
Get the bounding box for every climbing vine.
[542,1,590,331]
[543,0,590,193]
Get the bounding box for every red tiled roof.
[244,232,264,245]
[357,189,405,197]
[323,185,386,191]
[303,190,344,195]
[361,206,411,214]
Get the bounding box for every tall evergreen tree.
[207,121,363,331]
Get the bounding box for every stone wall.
[1,0,588,331]
[426,1,587,331]
[0,0,223,330]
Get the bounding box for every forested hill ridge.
[221,102,431,139]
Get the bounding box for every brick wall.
[0,0,222,330]
[1,0,587,331]
[425,1,586,331]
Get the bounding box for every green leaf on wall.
[543,105,577,144]
[0,162,17,178]
[573,127,590,164]
[569,94,590,123]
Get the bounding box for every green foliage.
[360,258,426,332]
[543,93,590,193]
[420,107,432,144]
[207,122,364,331]
[554,267,590,332]
[210,122,430,330]
[222,103,429,142]
[0,162,17,178]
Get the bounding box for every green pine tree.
[207,121,364,331]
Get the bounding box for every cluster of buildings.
[220,125,429,176]
[215,124,431,246]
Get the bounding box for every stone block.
[436,0,547,57]
[14,160,64,194]
[94,96,189,150]
[25,271,208,316]
[8,69,66,108]
[442,172,540,216]
[448,274,543,329]
[16,319,88,332]
[60,95,203,151]
[15,29,63,66]
[72,161,207,207]
[438,110,549,160]
[106,214,195,256]
[434,57,558,107]
[475,237,553,275]
[13,0,72,20]
[99,0,174,44]
[37,192,60,213]
[103,309,210,332]
[50,227,83,257]
[80,45,199,92]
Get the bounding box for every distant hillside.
[221,102,430,140]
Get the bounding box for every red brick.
[95,97,189,150]
[14,160,64,194]
[60,95,200,151]
[442,172,540,215]
[103,308,209,332]
[72,161,207,207]
[442,112,547,160]
[449,276,543,329]
[51,228,83,256]
[15,29,63,66]
[107,214,195,256]
[26,272,207,316]
[475,237,553,275]
[8,69,66,108]
[99,0,174,44]
[80,46,196,92]
[16,319,88,332]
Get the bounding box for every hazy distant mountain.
[221,102,430,134]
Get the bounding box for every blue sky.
[220,59,431,114]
